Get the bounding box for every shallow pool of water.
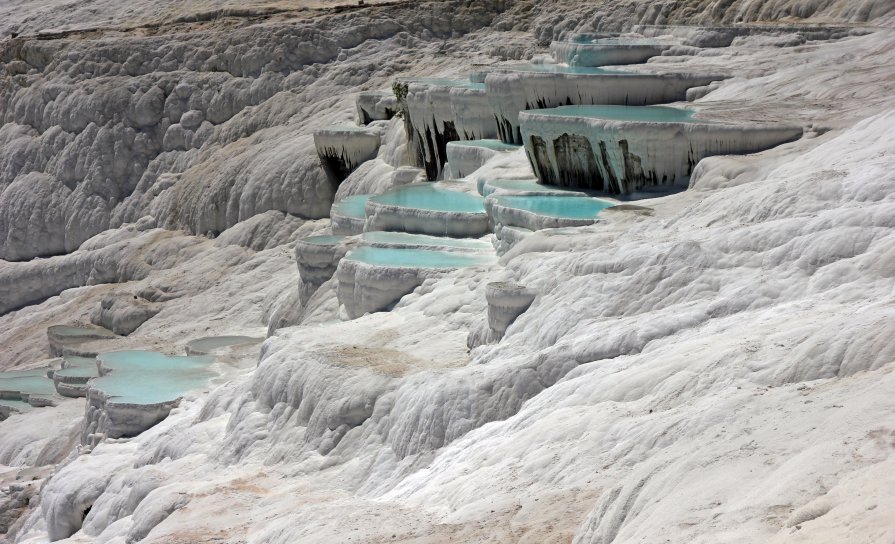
[491,194,615,219]
[302,235,346,246]
[492,63,625,75]
[63,356,98,368]
[398,77,484,90]
[371,184,485,213]
[527,105,701,123]
[345,246,495,269]
[449,139,521,152]
[0,371,57,396]
[361,231,491,251]
[332,194,372,219]
[55,366,97,379]
[481,179,586,197]
[94,351,215,405]
[0,399,33,413]
[48,325,116,338]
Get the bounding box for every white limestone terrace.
[294,234,357,305]
[485,63,726,144]
[355,90,398,125]
[364,181,490,238]
[485,192,617,231]
[313,124,382,184]
[399,77,495,180]
[83,350,216,446]
[336,244,497,319]
[445,139,521,179]
[550,36,674,67]
[46,325,118,357]
[520,104,804,194]
[0,1,894,543]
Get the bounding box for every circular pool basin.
[486,194,615,231]
[365,183,489,238]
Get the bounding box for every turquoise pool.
[493,63,625,75]
[491,194,615,219]
[63,356,98,368]
[449,140,521,152]
[345,246,495,269]
[94,351,214,405]
[55,366,97,379]
[0,399,33,413]
[398,77,485,89]
[0,371,57,396]
[332,194,372,219]
[526,105,701,123]
[361,231,491,251]
[370,184,485,213]
[480,179,587,197]
[49,325,116,338]
[301,235,346,246]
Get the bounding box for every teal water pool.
[491,194,614,219]
[332,194,372,219]
[301,235,346,246]
[480,179,586,197]
[0,399,33,413]
[94,351,215,405]
[399,77,484,89]
[361,231,491,251]
[370,184,485,213]
[0,371,56,396]
[48,325,116,338]
[55,366,97,379]
[449,140,521,152]
[493,63,625,75]
[345,246,495,269]
[63,356,97,368]
[525,105,701,123]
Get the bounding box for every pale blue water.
[449,140,521,152]
[566,37,663,45]
[494,63,625,75]
[49,325,116,338]
[319,124,370,133]
[481,179,585,197]
[371,184,485,213]
[345,246,494,269]
[492,195,615,218]
[398,77,485,90]
[55,366,97,379]
[0,399,33,413]
[361,231,491,251]
[187,336,260,353]
[302,235,345,246]
[332,194,372,219]
[527,105,700,123]
[0,371,56,396]
[63,356,97,368]
[94,351,214,405]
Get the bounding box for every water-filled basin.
[526,104,701,123]
[491,194,614,219]
[93,351,214,405]
[332,194,372,219]
[344,246,495,269]
[369,184,485,213]
[360,231,491,252]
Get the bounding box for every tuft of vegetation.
[392,80,409,118]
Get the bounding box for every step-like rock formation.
[520,105,804,193]
[486,66,724,144]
